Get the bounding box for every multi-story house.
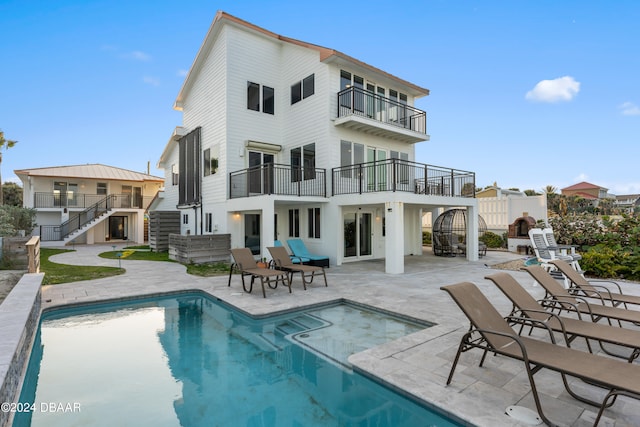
[154,11,478,273]
[16,164,163,246]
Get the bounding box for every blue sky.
[2,0,640,194]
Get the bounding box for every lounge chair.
[228,248,291,298]
[523,265,640,326]
[267,246,327,290]
[543,227,582,265]
[549,259,640,309]
[485,272,640,362]
[441,281,640,426]
[528,228,576,272]
[286,239,330,267]
[274,240,310,265]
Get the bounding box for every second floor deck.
[228,159,474,199]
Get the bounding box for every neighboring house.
[615,194,640,213]
[561,181,614,206]
[16,164,164,246]
[153,11,478,274]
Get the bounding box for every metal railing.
[332,158,475,197]
[229,163,326,199]
[337,87,427,134]
[40,194,134,241]
[33,192,154,209]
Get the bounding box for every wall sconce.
[233,211,241,218]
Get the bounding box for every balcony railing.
[332,159,475,198]
[337,87,427,134]
[229,163,327,199]
[33,192,154,209]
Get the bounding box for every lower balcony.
[33,192,154,209]
[229,164,327,199]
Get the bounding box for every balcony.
[33,192,154,210]
[335,87,428,143]
[332,159,475,198]
[229,164,327,199]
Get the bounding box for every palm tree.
[542,185,557,195]
[0,130,18,205]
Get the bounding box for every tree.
[0,130,17,205]
[2,182,22,206]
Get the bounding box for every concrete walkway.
[41,244,640,426]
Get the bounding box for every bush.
[480,231,503,248]
[422,231,432,245]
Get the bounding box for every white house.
[16,164,164,246]
[153,11,478,273]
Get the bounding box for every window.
[247,82,260,111]
[171,164,179,186]
[290,81,301,105]
[308,207,320,238]
[96,182,107,195]
[291,74,314,104]
[302,74,314,98]
[182,214,189,225]
[248,81,274,114]
[288,209,299,237]
[263,86,274,114]
[203,147,218,177]
[290,143,316,182]
[340,140,364,178]
[205,213,213,233]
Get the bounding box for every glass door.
[343,211,373,259]
[248,151,275,195]
[244,214,261,256]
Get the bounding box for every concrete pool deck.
[28,245,640,426]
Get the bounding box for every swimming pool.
[13,293,462,427]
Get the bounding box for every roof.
[175,11,430,109]
[14,164,164,182]
[561,181,606,191]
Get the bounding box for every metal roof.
[14,164,164,182]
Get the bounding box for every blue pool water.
[13,293,462,427]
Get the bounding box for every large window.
[290,143,316,182]
[178,127,201,207]
[340,140,364,178]
[308,207,320,239]
[247,81,274,114]
[171,164,179,186]
[96,182,107,195]
[291,74,314,104]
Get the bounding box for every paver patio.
[33,245,640,426]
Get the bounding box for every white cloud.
[177,69,189,77]
[142,76,160,86]
[619,101,640,116]
[525,76,580,103]
[573,173,589,183]
[123,50,152,61]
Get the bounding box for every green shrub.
[480,231,503,248]
[422,231,432,245]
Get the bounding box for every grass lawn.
[41,247,231,285]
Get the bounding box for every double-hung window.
[291,74,314,104]
[290,143,316,182]
[247,81,274,114]
[307,207,320,239]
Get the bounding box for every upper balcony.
[335,87,428,144]
[229,164,327,199]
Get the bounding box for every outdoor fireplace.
[507,214,537,253]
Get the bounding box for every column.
[384,201,404,274]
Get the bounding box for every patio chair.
[286,239,330,267]
[549,259,640,309]
[228,248,291,298]
[528,228,576,272]
[485,272,640,362]
[441,281,640,427]
[267,246,327,290]
[274,240,310,265]
[522,265,640,327]
[543,227,582,266]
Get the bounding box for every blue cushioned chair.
[286,239,330,268]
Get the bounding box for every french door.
[248,151,275,194]
[343,211,373,259]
